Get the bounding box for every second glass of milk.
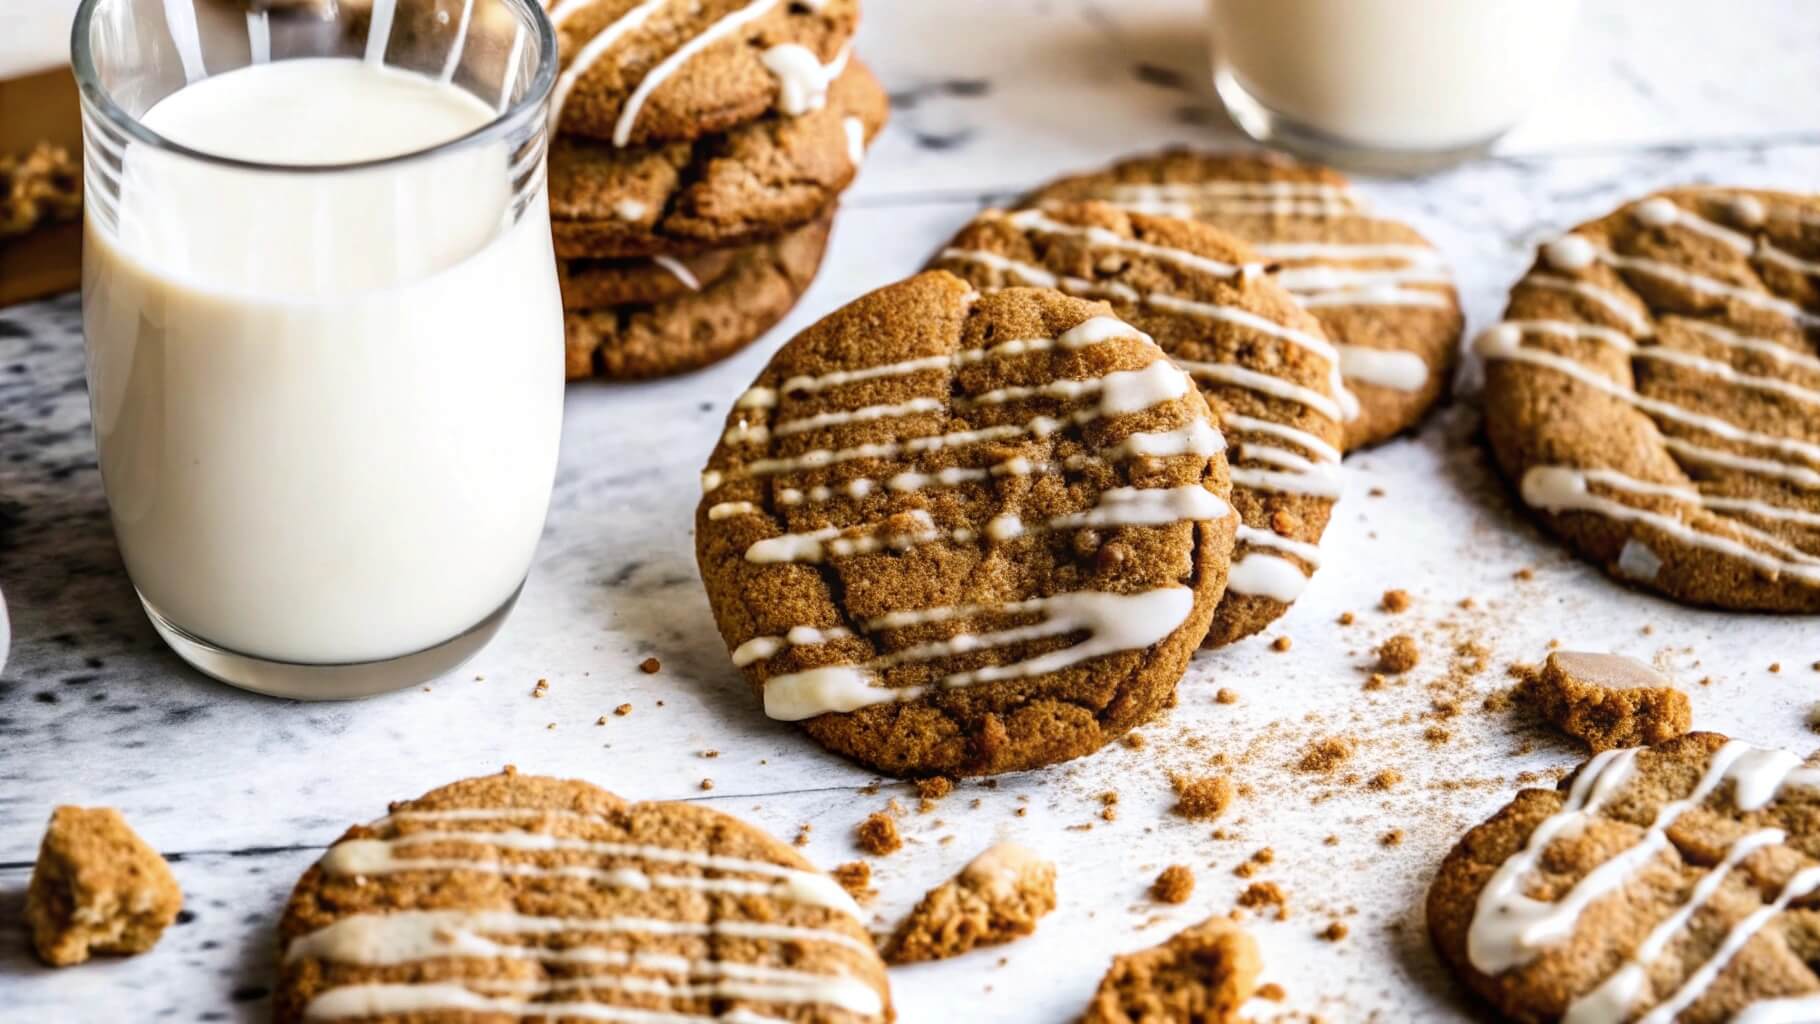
[74,0,563,698]
[1208,0,1582,173]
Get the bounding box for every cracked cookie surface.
[696,271,1237,777]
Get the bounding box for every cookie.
[1478,187,1820,612]
[929,201,1343,647]
[1517,650,1692,752]
[24,806,183,967]
[275,769,892,1024]
[1028,150,1463,451]
[1081,917,1260,1024]
[551,59,885,259]
[1,143,81,239]
[884,841,1056,964]
[560,247,742,310]
[545,0,858,147]
[696,271,1238,777]
[565,212,830,380]
[1427,732,1820,1022]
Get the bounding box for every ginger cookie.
[560,247,743,310]
[565,213,830,380]
[1518,650,1693,752]
[1081,917,1260,1024]
[544,0,858,147]
[550,59,886,260]
[929,202,1342,647]
[1428,732,1820,1022]
[276,769,891,1024]
[1479,187,1820,612]
[884,841,1056,964]
[25,807,182,967]
[1028,149,1462,451]
[696,271,1238,776]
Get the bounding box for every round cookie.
[276,769,892,1024]
[1427,732,1820,1022]
[1028,149,1464,451]
[545,0,858,147]
[566,213,830,380]
[551,60,885,260]
[561,247,743,310]
[696,271,1239,777]
[928,202,1344,647]
[1478,187,1820,612]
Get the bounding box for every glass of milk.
[1208,0,1582,173]
[73,0,564,698]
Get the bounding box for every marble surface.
[3,1,1820,1021]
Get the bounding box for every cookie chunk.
[697,271,1238,776]
[1029,149,1462,451]
[551,60,886,259]
[1,143,81,239]
[1428,732,1820,1022]
[929,202,1341,646]
[1519,650,1693,752]
[24,806,182,967]
[560,247,742,310]
[546,0,858,146]
[276,769,891,1024]
[565,213,830,379]
[1081,917,1261,1024]
[1479,187,1820,612]
[884,841,1056,964]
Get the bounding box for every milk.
[83,58,564,666]
[1209,0,1580,151]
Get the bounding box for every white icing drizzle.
[762,586,1197,719]
[732,625,850,666]
[736,386,778,409]
[1175,358,1344,422]
[1632,196,1754,254]
[1236,524,1321,565]
[1250,241,1447,266]
[613,198,648,221]
[1543,234,1598,271]
[1222,412,1343,464]
[1338,345,1429,392]
[304,983,795,1023]
[1519,274,1654,335]
[547,0,669,134]
[707,501,754,520]
[1625,870,1820,1024]
[1758,241,1820,279]
[1732,996,1820,1024]
[722,421,769,445]
[1225,551,1310,601]
[1513,316,1820,410]
[1004,208,1258,279]
[1616,538,1663,581]
[1569,464,1820,533]
[842,115,866,166]
[772,315,1134,398]
[651,254,701,291]
[1601,246,1820,328]
[1293,285,1454,310]
[759,43,849,116]
[612,0,780,146]
[1098,180,1362,203]
[771,397,945,437]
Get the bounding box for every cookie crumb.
[1080,918,1259,1024]
[1380,589,1411,613]
[915,777,954,807]
[1171,775,1234,820]
[613,703,632,716]
[594,715,608,726]
[1123,731,1147,749]
[1363,673,1387,692]
[1769,662,1782,674]
[1319,921,1349,942]
[832,861,875,904]
[1270,636,1292,653]
[1295,737,1354,773]
[886,842,1056,965]
[1377,634,1420,674]
[1258,982,1286,1002]
[1337,611,1355,626]
[1513,567,1535,581]
[638,657,661,674]
[1237,881,1288,919]
[856,812,902,856]
[1380,828,1404,847]
[792,824,811,847]
[1517,650,1692,752]
[530,678,549,698]
[699,778,714,791]
[25,807,183,967]
[1151,864,1195,904]
[1214,688,1238,705]
[1367,769,1402,790]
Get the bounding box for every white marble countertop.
[3,1,1820,1021]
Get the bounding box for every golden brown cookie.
[928,202,1343,647]
[551,60,885,260]
[1028,149,1463,451]
[560,247,743,310]
[565,213,830,380]
[545,0,858,147]
[1479,187,1820,612]
[1517,650,1693,753]
[884,841,1056,964]
[1427,732,1820,1023]
[696,271,1238,777]
[1081,917,1261,1024]
[276,769,892,1024]
[24,806,183,967]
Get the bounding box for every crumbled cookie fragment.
[831,861,875,904]
[638,657,661,674]
[25,807,182,967]
[1518,650,1692,752]
[698,778,714,791]
[1152,865,1195,904]
[1270,636,1292,653]
[613,703,632,716]
[885,841,1057,964]
[1295,737,1354,773]
[1368,769,1402,790]
[1319,921,1349,942]
[0,143,82,240]
[530,678,549,698]
[1380,589,1412,613]
[1377,634,1420,673]
[1171,775,1234,820]
[1380,828,1405,847]
[1237,881,1287,919]
[1214,688,1238,705]
[856,812,902,855]
[1123,732,1148,749]
[914,776,954,812]
[1337,611,1355,625]
[1081,917,1259,1024]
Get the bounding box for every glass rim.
[69,0,558,175]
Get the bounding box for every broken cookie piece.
[1082,917,1261,1024]
[884,840,1056,965]
[25,806,182,967]
[1519,650,1692,752]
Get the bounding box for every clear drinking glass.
[74,0,564,698]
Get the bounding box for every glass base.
[1212,65,1506,176]
[141,584,523,700]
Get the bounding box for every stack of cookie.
[544,0,887,380]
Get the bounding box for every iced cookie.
[565,213,830,380]
[1029,149,1462,451]
[24,806,182,967]
[929,202,1342,646]
[1427,732,1820,1022]
[1081,917,1261,1024]
[550,59,885,259]
[1479,188,1820,612]
[560,247,743,310]
[275,769,892,1024]
[696,271,1238,776]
